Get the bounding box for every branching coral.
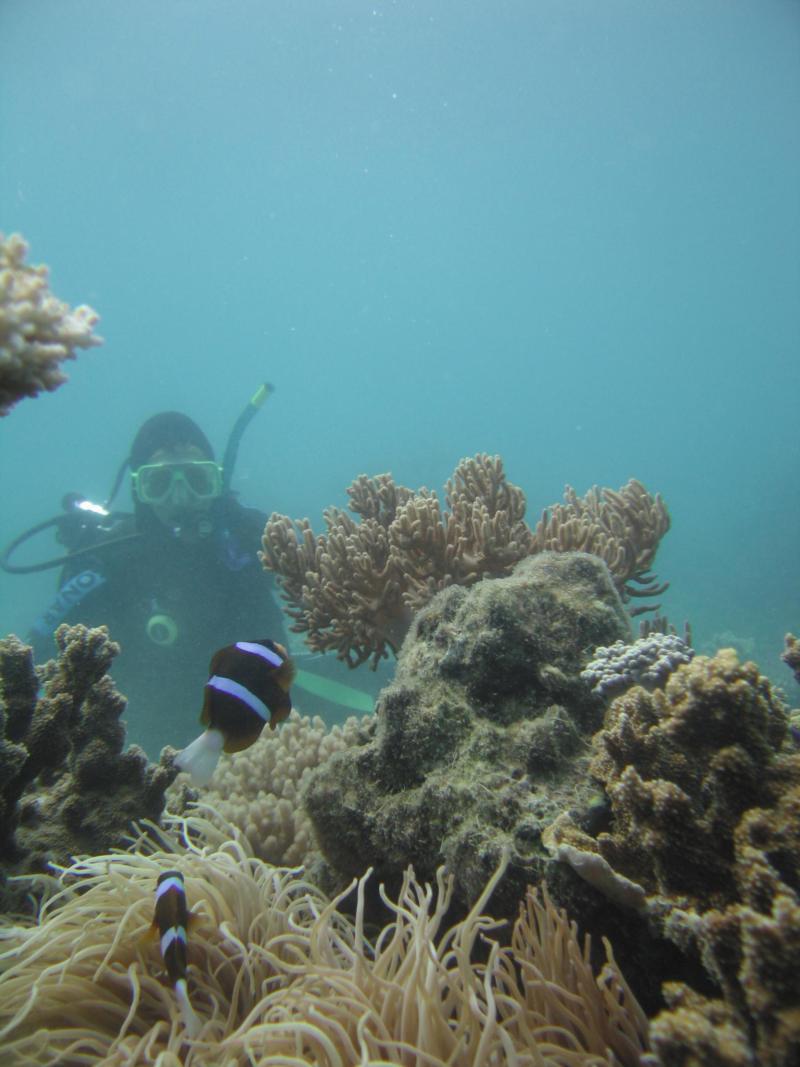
[167,710,369,869]
[261,454,668,668]
[530,481,671,612]
[0,810,650,1066]
[261,455,537,668]
[0,625,176,909]
[0,233,102,416]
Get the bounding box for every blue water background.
[1,0,798,749]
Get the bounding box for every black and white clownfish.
[152,870,201,1037]
[175,638,295,785]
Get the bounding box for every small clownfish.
[175,638,295,785]
[152,870,201,1038]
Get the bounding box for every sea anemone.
[0,808,649,1065]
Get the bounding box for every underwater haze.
[1,0,799,742]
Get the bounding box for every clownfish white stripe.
[206,675,269,721]
[155,876,184,900]
[235,640,283,667]
[160,926,187,957]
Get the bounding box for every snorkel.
[221,383,274,496]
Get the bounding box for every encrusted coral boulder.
[589,649,791,912]
[545,648,800,1065]
[303,552,630,911]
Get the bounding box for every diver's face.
[146,443,215,534]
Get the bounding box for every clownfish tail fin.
[174,977,202,1037]
[175,729,224,785]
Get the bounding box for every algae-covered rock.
[303,551,630,912]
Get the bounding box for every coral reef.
[302,551,631,916]
[581,633,695,698]
[638,614,693,646]
[588,650,790,913]
[0,810,650,1065]
[782,632,800,686]
[0,625,176,910]
[0,232,102,416]
[782,633,800,746]
[261,454,536,668]
[167,709,370,869]
[530,479,671,613]
[547,650,800,1066]
[648,783,800,1067]
[261,453,669,668]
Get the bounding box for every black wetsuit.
[30,496,286,758]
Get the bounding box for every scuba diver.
[4,394,288,756]
[3,388,384,756]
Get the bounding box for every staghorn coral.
[261,454,669,668]
[0,810,650,1066]
[303,551,631,917]
[0,625,176,909]
[167,709,370,870]
[0,232,102,416]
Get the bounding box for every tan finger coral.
[262,454,669,669]
[531,480,671,610]
[167,709,369,868]
[0,233,102,416]
[261,454,536,668]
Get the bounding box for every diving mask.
[132,461,223,505]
